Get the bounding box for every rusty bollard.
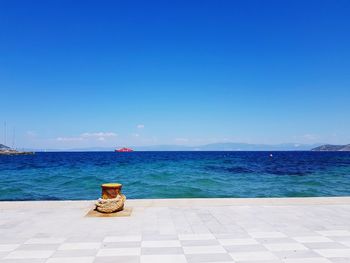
[95,183,126,213]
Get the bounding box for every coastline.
[1,196,350,207]
[0,150,35,155]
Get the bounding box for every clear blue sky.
[1,0,350,149]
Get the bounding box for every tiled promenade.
[0,197,350,263]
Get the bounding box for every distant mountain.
[134,145,192,151]
[0,144,10,150]
[311,144,350,151]
[31,142,320,152]
[191,143,319,151]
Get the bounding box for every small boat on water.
[115,147,134,152]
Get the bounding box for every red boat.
[115,147,134,152]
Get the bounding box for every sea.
[0,151,350,201]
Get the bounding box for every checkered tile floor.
[1,199,350,263]
[1,231,350,262]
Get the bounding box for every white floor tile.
[264,242,308,251]
[25,238,66,244]
[314,248,350,257]
[183,245,226,254]
[58,242,101,250]
[141,255,187,263]
[0,244,20,252]
[317,230,350,237]
[46,257,94,263]
[97,247,141,256]
[249,231,287,238]
[218,238,258,246]
[340,241,350,247]
[293,236,333,243]
[230,251,278,261]
[5,250,54,259]
[142,240,181,247]
[283,258,332,263]
[178,234,215,240]
[103,235,142,242]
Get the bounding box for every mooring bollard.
[101,183,122,199]
[95,183,126,213]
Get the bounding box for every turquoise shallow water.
[0,151,350,200]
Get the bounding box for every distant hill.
[0,144,10,150]
[190,143,319,151]
[311,144,350,151]
[30,142,320,152]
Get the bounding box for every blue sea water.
[0,151,350,201]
